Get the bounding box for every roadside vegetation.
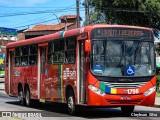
[156,73,160,97]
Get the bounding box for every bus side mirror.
[77,32,90,52]
[85,40,90,52]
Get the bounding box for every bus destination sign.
[91,28,152,39]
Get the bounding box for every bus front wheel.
[67,90,76,115]
[121,106,134,114]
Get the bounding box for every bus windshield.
[91,39,155,77]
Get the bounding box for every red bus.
[5,24,156,115]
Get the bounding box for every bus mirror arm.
[85,40,91,53]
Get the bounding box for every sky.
[0,0,85,30]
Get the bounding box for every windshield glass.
[91,40,155,77]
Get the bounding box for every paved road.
[0,90,160,120]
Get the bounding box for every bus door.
[9,51,14,95]
[38,46,47,100]
[79,41,86,103]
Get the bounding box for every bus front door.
[79,41,86,103]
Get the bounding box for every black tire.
[18,86,25,106]
[25,87,32,107]
[121,106,134,114]
[67,90,76,115]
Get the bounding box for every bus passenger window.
[15,47,21,56]
[29,44,38,66]
[66,37,76,63]
[30,44,38,54]
[15,57,20,66]
[21,56,28,66]
[15,47,21,66]
[52,39,65,63]
[21,46,29,55]
[29,56,37,65]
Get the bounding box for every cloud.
[0,0,52,7]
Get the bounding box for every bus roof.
[89,24,152,31]
[6,24,153,48]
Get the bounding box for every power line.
[4,4,79,28]
[13,18,58,29]
[1,3,85,29]
[0,7,85,18]
[9,14,54,27]
[0,8,73,17]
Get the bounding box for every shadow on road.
[5,101,134,118]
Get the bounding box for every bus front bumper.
[87,89,156,107]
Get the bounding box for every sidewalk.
[0,78,4,83]
[154,96,160,108]
[0,83,4,90]
[0,78,4,90]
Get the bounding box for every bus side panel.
[46,65,58,102]
[45,64,76,103]
[11,67,20,96]
[5,68,9,94]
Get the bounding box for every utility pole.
[76,0,80,28]
[85,0,89,26]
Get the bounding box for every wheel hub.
[68,97,73,110]
[18,91,23,101]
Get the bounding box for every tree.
[90,0,160,29]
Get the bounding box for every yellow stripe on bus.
[61,65,64,102]
[39,99,45,103]
[111,88,117,94]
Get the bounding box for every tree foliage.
[90,0,160,29]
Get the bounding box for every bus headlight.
[144,86,156,96]
[88,85,105,96]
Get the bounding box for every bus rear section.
[86,26,156,112]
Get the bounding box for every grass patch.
[157,74,160,81]
[156,92,160,98]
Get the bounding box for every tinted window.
[15,47,21,56]
[21,46,29,55]
[14,44,38,66]
[30,44,38,54]
[66,37,76,63]
[48,39,65,64]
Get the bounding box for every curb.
[153,104,160,108]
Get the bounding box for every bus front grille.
[103,81,147,88]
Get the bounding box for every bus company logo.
[63,68,76,80]
[14,70,20,76]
